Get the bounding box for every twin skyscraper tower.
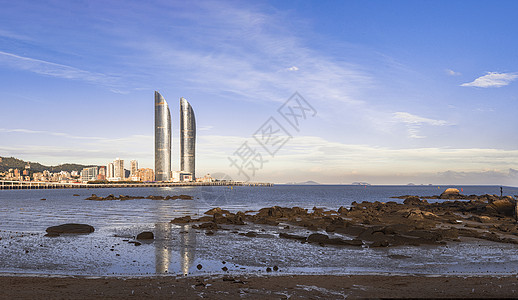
[154,91,196,181]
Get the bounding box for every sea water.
[1,185,518,276]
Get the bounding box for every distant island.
[351,182,371,186]
[285,181,321,185]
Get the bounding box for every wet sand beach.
[2,274,518,299]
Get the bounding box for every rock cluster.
[171,192,518,248]
[85,194,193,201]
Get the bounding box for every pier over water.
[0,180,273,190]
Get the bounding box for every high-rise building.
[130,160,138,177]
[155,91,172,181]
[114,158,124,180]
[98,166,106,181]
[180,97,196,180]
[107,162,114,179]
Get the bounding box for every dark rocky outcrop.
[45,224,94,235]
[306,233,363,246]
[170,216,193,224]
[136,231,154,240]
[486,198,515,216]
[85,194,193,201]
[204,207,230,215]
[278,233,306,241]
[165,191,518,248]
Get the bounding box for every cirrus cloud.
[393,112,449,139]
[461,72,518,88]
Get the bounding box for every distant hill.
[352,182,371,186]
[285,180,321,185]
[0,156,93,173]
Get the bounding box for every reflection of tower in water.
[179,224,196,275]
[154,222,171,274]
[154,201,197,275]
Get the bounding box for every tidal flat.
[2,185,518,298]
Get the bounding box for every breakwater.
[0,180,273,190]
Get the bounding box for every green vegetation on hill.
[0,156,94,173]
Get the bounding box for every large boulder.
[403,196,428,206]
[46,224,94,234]
[204,207,230,215]
[486,199,515,216]
[306,233,329,244]
[136,231,154,239]
[440,188,460,199]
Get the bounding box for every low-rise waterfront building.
[172,170,193,182]
[80,167,99,183]
[137,168,155,182]
[197,173,215,183]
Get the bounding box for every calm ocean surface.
[1,184,518,276]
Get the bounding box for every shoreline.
[2,274,517,299]
[2,268,518,278]
[0,181,274,190]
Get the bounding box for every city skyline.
[1,1,518,185]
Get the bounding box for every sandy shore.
[1,274,517,299]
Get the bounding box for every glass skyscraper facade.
[154,91,172,181]
[180,97,196,179]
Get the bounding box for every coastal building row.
[1,167,80,183]
[78,158,152,183]
[0,160,212,184]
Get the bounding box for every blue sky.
[1,0,518,184]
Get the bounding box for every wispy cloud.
[123,2,371,105]
[393,112,448,126]
[0,128,108,140]
[445,69,461,76]
[461,72,518,88]
[0,50,121,88]
[392,112,449,138]
[0,28,31,41]
[198,125,214,131]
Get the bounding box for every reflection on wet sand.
[154,222,171,274]
[154,201,197,275]
[179,224,196,275]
